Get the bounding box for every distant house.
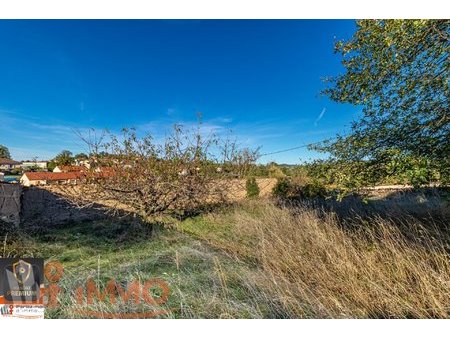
[53,165,85,173]
[20,172,84,187]
[0,158,21,171]
[74,159,91,169]
[94,167,115,175]
[21,160,48,170]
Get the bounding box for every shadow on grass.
[278,187,450,252]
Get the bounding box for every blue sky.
[0,20,359,163]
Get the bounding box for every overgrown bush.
[272,178,291,199]
[267,163,286,178]
[246,177,260,198]
[272,177,328,200]
[299,181,327,199]
[8,168,22,175]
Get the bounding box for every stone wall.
[0,183,111,228]
[20,186,111,227]
[0,183,21,226]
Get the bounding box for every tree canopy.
[74,153,88,161]
[60,125,259,221]
[53,150,74,166]
[0,144,11,159]
[311,20,449,189]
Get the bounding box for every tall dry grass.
[193,200,450,318]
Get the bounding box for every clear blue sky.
[0,20,359,163]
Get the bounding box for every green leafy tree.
[312,20,450,189]
[47,161,57,171]
[53,150,74,166]
[0,144,11,159]
[74,153,88,161]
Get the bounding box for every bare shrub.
[68,124,259,221]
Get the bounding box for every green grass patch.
[2,218,275,318]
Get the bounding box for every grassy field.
[4,219,278,318]
[2,191,449,318]
[179,197,450,318]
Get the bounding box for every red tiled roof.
[0,158,21,165]
[56,165,85,172]
[23,171,84,181]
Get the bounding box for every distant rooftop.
[23,171,84,181]
[0,158,21,165]
[55,165,85,172]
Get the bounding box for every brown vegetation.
[69,125,260,220]
[180,198,450,318]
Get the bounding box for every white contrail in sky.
[314,107,326,126]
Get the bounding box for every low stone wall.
[226,178,277,201]
[0,178,277,228]
[0,183,111,228]
[20,186,110,228]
